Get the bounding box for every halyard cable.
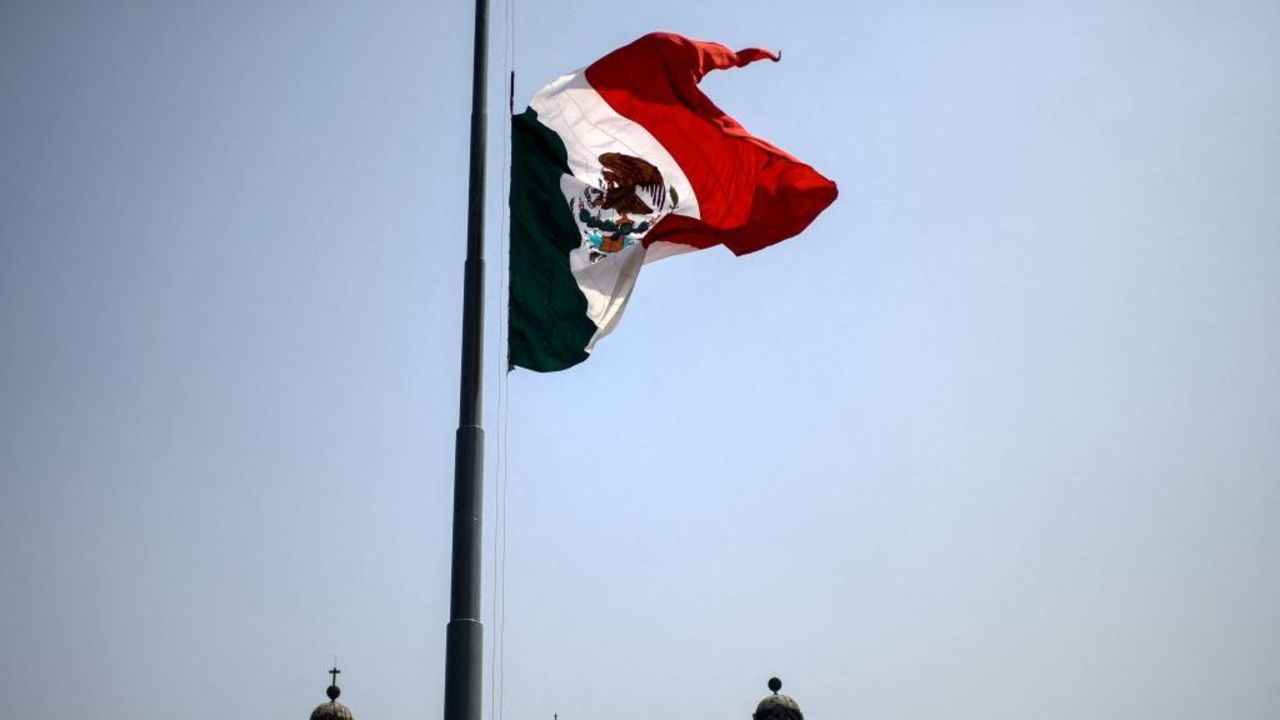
[496,0,515,718]
[488,1,516,720]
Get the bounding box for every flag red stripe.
[584,32,838,256]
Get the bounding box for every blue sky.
[1,2,1278,719]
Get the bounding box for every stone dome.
[753,678,803,720]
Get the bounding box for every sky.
[1,1,1278,719]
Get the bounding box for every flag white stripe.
[530,71,701,221]
[532,72,703,351]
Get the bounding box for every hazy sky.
[2,2,1278,719]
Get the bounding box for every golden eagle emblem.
[568,153,681,259]
[598,152,667,215]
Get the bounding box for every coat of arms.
[569,152,680,262]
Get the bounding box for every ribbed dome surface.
[754,693,802,720]
[311,700,355,720]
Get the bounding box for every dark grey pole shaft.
[444,1,488,720]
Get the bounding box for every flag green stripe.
[508,109,596,372]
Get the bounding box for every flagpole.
[444,0,488,719]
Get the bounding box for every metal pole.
[444,0,488,719]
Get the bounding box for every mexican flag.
[509,32,838,372]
